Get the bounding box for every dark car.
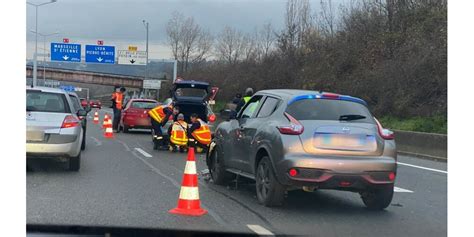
[119,99,159,132]
[69,93,90,150]
[89,100,102,109]
[207,89,397,210]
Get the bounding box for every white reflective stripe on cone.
[105,127,113,132]
[184,161,197,175]
[179,186,199,200]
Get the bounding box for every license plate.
[314,134,369,149]
[27,131,44,142]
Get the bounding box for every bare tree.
[257,22,275,59]
[215,26,246,64]
[278,0,312,54]
[166,11,213,73]
[319,0,336,37]
[166,11,182,60]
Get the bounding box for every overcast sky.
[26,0,346,59]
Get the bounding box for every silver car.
[26,87,87,171]
[208,90,397,210]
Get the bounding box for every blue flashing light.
[288,93,368,107]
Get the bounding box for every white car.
[26,87,87,171]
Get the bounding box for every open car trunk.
[175,101,208,123]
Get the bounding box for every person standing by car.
[235,87,254,112]
[148,103,180,150]
[169,113,188,153]
[187,113,211,152]
[111,86,126,132]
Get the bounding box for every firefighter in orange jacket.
[187,113,211,151]
[148,103,180,150]
[170,113,188,153]
[111,86,126,132]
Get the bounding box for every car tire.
[208,146,234,185]
[256,156,286,207]
[360,184,394,210]
[80,129,86,150]
[69,153,81,171]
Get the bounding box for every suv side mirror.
[77,109,87,117]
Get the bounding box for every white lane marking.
[90,136,102,146]
[394,186,414,193]
[247,225,274,236]
[397,162,447,174]
[134,148,152,158]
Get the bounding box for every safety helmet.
[177,113,184,120]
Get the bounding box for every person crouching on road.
[170,113,188,153]
[187,113,211,152]
[148,103,179,150]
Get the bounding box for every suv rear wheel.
[360,184,394,210]
[256,156,285,206]
[208,146,234,185]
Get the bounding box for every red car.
[80,98,88,109]
[119,99,159,133]
[89,100,102,109]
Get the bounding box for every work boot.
[172,146,178,153]
[179,147,185,153]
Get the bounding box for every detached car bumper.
[275,154,397,190]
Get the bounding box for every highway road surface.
[27,108,447,236]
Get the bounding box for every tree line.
[165,0,447,118]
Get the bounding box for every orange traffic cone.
[169,147,207,216]
[102,114,109,129]
[104,117,114,138]
[93,111,99,124]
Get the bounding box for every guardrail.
[393,130,447,161]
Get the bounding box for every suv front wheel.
[360,184,394,210]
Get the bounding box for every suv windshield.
[26,90,70,113]
[286,99,374,123]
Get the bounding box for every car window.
[256,97,280,118]
[240,96,262,119]
[175,88,207,99]
[69,95,81,112]
[26,90,70,113]
[286,99,375,123]
[131,101,158,109]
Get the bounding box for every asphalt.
[27,108,447,236]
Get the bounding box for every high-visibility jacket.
[170,121,188,146]
[148,105,171,123]
[191,119,211,145]
[112,92,124,110]
[243,96,251,103]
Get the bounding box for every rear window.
[131,101,158,109]
[285,99,374,123]
[175,88,207,99]
[26,90,70,113]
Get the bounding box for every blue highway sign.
[85,45,115,64]
[51,43,81,62]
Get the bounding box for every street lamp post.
[142,20,149,98]
[30,30,59,86]
[27,0,58,87]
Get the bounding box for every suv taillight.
[208,114,216,123]
[374,117,394,140]
[61,115,80,128]
[277,112,304,135]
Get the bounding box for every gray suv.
[207,89,397,210]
